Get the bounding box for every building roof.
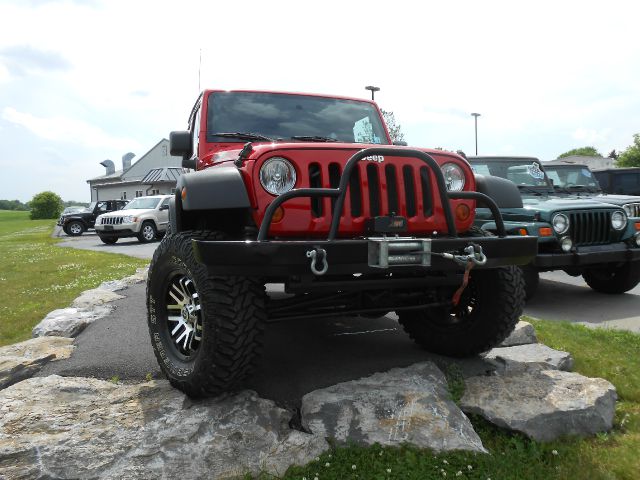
[141,167,188,184]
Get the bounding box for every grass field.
[274,322,640,480]
[0,210,149,345]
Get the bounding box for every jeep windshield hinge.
[234,142,253,167]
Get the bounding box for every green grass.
[268,320,640,480]
[0,210,148,346]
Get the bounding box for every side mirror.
[393,140,408,146]
[169,131,196,169]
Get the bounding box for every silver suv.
[95,195,172,244]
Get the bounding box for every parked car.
[544,162,640,218]
[468,156,640,299]
[57,200,128,236]
[592,167,640,196]
[95,195,171,244]
[145,88,539,397]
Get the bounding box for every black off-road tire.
[398,265,525,357]
[521,265,540,301]
[99,235,118,244]
[66,221,85,236]
[137,220,157,243]
[583,261,640,294]
[146,230,267,397]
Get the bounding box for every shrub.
[29,191,64,219]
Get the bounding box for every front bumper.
[95,223,141,236]
[534,243,640,268]
[193,235,538,276]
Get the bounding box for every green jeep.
[468,156,640,299]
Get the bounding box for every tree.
[616,134,640,168]
[29,191,64,219]
[381,110,405,144]
[607,149,618,159]
[558,146,602,159]
[0,199,29,211]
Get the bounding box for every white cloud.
[2,107,140,152]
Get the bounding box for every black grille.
[568,211,611,245]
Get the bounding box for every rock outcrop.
[0,376,328,480]
[0,337,74,389]
[301,362,486,453]
[460,369,617,441]
[498,320,538,347]
[483,343,574,373]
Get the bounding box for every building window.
[170,188,176,194]
[135,190,144,197]
[162,145,168,156]
[152,189,160,195]
[122,192,127,200]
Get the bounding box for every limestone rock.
[32,305,113,338]
[99,267,148,292]
[0,376,328,479]
[0,337,75,390]
[483,343,573,373]
[301,362,486,453]
[71,288,124,309]
[498,320,537,347]
[460,369,617,441]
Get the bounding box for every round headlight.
[441,163,465,191]
[560,236,573,252]
[259,157,297,195]
[611,210,627,231]
[552,213,569,234]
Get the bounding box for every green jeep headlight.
[552,213,569,235]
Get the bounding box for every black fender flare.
[177,167,251,211]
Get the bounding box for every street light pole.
[365,85,380,101]
[471,113,481,155]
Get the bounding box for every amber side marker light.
[519,228,528,236]
[271,206,285,223]
[539,227,553,236]
[455,204,471,221]
[181,188,187,200]
[635,222,640,231]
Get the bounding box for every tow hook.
[440,244,487,306]
[440,243,487,267]
[306,248,329,276]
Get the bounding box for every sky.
[1,0,640,202]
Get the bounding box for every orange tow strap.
[452,260,475,306]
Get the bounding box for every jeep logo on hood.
[364,155,384,163]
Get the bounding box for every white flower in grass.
[386,468,391,473]
[352,464,357,470]
[552,450,559,456]
[325,462,330,467]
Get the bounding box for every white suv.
[95,195,172,244]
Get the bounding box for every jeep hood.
[100,208,152,217]
[522,196,620,211]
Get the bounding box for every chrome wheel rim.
[70,223,82,234]
[165,274,202,356]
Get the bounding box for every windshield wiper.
[211,132,275,142]
[517,185,548,196]
[290,135,338,142]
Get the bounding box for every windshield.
[123,197,161,210]
[207,92,390,144]
[546,166,601,189]
[470,160,552,187]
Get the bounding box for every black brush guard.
[193,148,538,276]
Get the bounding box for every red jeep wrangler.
[147,90,537,397]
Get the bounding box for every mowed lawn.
[0,210,148,346]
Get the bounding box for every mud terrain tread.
[399,265,524,357]
[583,261,640,294]
[147,230,266,397]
